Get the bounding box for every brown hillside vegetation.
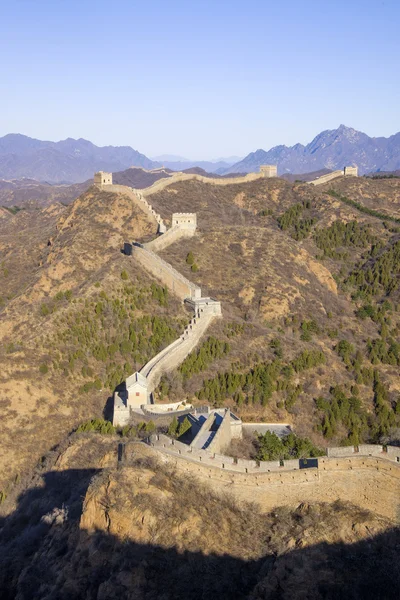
[149,177,400,439]
[0,436,398,600]
[0,186,186,488]
[1,176,400,491]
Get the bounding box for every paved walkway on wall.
[242,423,292,437]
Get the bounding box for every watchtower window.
[136,392,140,397]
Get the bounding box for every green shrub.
[39,364,48,375]
[77,418,115,435]
[121,270,129,281]
[178,417,192,437]
[40,303,51,317]
[256,431,324,461]
[168,416,179,437]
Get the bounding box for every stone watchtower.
[344,166,358,177]
[94,171,113,186]
[260,165,277,178]
[172,213,197,231]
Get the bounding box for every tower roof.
[126,371,148,389]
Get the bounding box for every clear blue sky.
[1,0,399,159]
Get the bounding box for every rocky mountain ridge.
[227,125,400,175]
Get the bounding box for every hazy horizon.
[1,0,399,158]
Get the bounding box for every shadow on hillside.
[0,468,399,600]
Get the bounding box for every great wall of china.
[95,167,399,522]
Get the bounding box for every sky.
[1,0,399,159]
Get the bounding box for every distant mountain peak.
[225,126,400,176]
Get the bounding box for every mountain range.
[1,126,400,183]
[0,134,159,183]
[226,125,400,175]
[151,154,242,173]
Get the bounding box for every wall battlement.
[126,438,400,520]
[147,436,400,472]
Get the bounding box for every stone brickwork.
[144,226,195,252]
[141,306,218,394]
[207,409,233,454]
[171,213,197,230]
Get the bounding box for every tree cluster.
[256,431,323,461]
[314,220,375,259]
[179,336,230,380]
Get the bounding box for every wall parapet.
[143,438,400,474]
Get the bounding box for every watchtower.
[172,213,197,231]
[126,372,148,407]
[260,165,277,178]
[94,171,113,186]
[344,166,358,177]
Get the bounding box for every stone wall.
[138,439,400,520]
[142,171,263,197]
[260,165,277,178]
[344,166,358,177]
[144,226,195,252]
[140,308,217,393]
[171,213,197,230]
[133,245,201,301]
[308,170,344,186]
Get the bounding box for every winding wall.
[140,308,215,393]
[112,181,221,426]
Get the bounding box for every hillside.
[146,176,400,443]
[0,186,187,488]
[0,134,159,183]
[0,178,400,488]
[227,124,400,175]
[0,435,398,600]
[1,175,400,490]
[0,175,400,599]
[0,177,90,208]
